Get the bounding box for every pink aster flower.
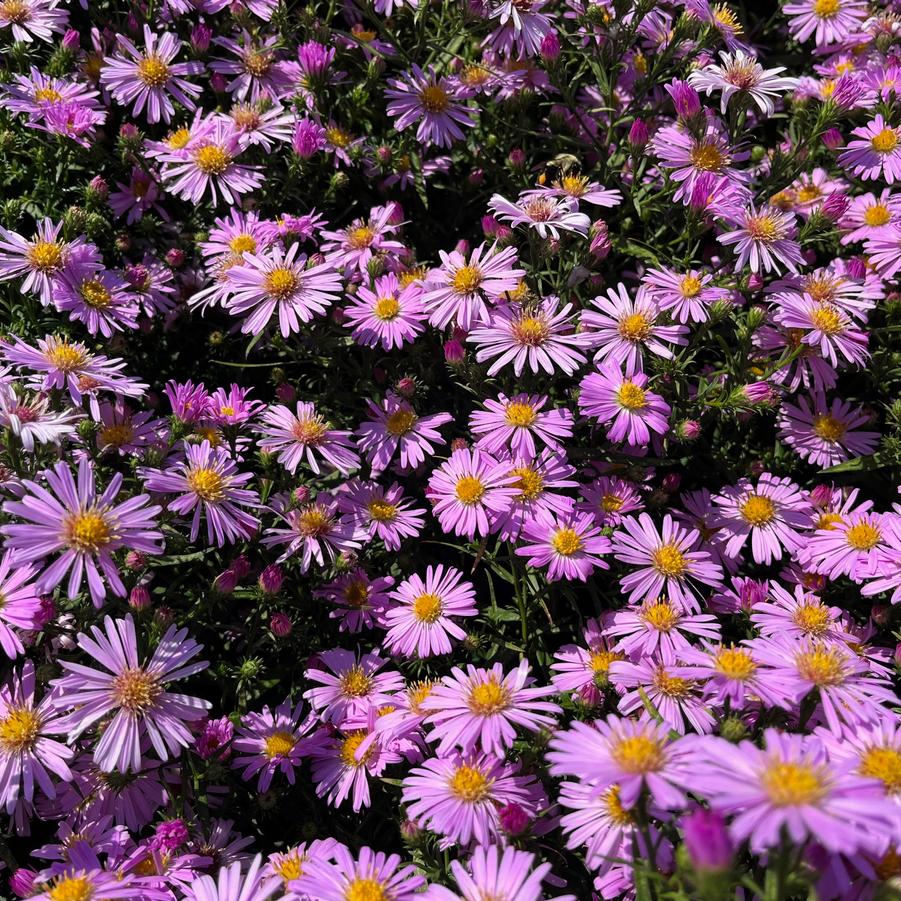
[641,267,728,323]
[421,242,525,330]
[516,509,612,582]
[336,480,426,551]
[182,855,279,901]
[839,114,901,183]
[783,0,867,44]
[226,242,342,337]
[467,297,590,377]
[421,660,560,757]
[612,513,724,611]
[469,392,573,458]
[774,293,869,369]
[232,698,313,792]
[840,190,901,244]
[717,203,804,274]
[139,441,260,547]
[100,26,203,124]
[0,384,79,452]
[578,364,671,446]
[320,204,405,277]
[255,401,359,476]
[53,267,140,338]
[679,641,784,709]
[778,392,879,467]
[0,661,72,814]
[750,582,848,641]
[262,496,361,571]
[0,218,84,304]
[356,393,453,474]
[488,192,590,239]
[385,65,474,148]
[2,458,162,607]
[688,50,798,115]
[523,176,622,208]
[32,846,137,901]
[804,510,893,582]
[209,31,293,102]
[426,447,517,540]
[712,473,814,565]
[294,844,424,901]
[547,715,690,810]
[343,273,426,350]
[0,0,67,43]
[606,597,721,659]
[578,475,644,527]
[865,224,901,279]
[402,751,542,847]
[551,618,625,703]
[690,729,895,855]
[51,614,210,773]
[0,552,44,659]
[383,565,478,658]
[314,569,394,633]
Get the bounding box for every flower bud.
[589,219,611,260]
[213,568,238,595]
[231,554,251,580]
[125,550,147,570]
[154,606,174,627]
[87,175,108,200]
[821,191,849,222]
[443,338,465,364]
[871,604,890,626]
[661,472,681,493]
[450,438,469,452]
[62,28,80,51]
[666,79,701,119]
[259,564,284,595]
[270,612,292,637]
[821,127,844,150]
[676,419,701,441]
[119,122,139,141]
[846,256,866,279]
[507,148,526,169]
[292,119,327,158]
[539,31,560,61]
[396,376,416,398]
[275,382,297,403]
[165,248,185,268]
[35,597,55,628]
[155,819,189,851]
[129,584,151,611]
[210,72,228,93]
[808,483,833,508]
[191,23,212,52]
[498,802,532,836]
[682,808,733,874]
[9,869,38,898]
[294,486,311,505]
[628,119,649,149]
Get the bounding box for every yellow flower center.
[186,467,226,502]
[0,0,30,24]
[0,707,41,752]
[690,142,726,171]
[679,274,702,297]
[618,312,652,342]
[166,127,192,150]
[815,512,844,530]
[610,734,665,773]
[762,761,824,805]
[468,677,509,715]
[552,527,583,557]
[796,184,822,203]
[48,875,95,901]
[813,0,840,17]
[367,500,397,522]
[455,475,485,505]
[194,145,231,176]
[560,175,589,197]
[871,128,899,153]
[297,507,332,537]
[274,854,303,883]
[347,226,374,250]
[746,214,781,243]
[65,509,112,553]
[385,409,417,436]
[79,278,112,309]
[739,494,776,526]
[343,579,369,608]
[229,234,257,255]
[652,544,687,577]
[449,763,493,802]
[99,423,135,448]
[137,55,170,87]
[713,3,743,34]
[451,264,482,294]
[340,731,370,768]
[419,84,449,112]
[603,784,634,825]
[326,126,352,148]
[616,381,647,410]
[810,305,843,335]
[34,87,62,102]
[642,598,680,631]
[792,604,831,636]
[111,668,162,713]
[373,297,400,321]
[412,592,443,623]
[512,315,550,346]
[27,240,63,272]
[407,679,434,714]
[812,413,846,443]
[653,666,692,697]
[291,414,329,446]
[860,747,901,794]
[504,400,537,428]
[590,648,624,673]
[345,880,387,901]
[243,50,272,77]
[263,731,296,758]
[846,521,881,549]
[264,267,299,300]
[864,203,891,226]
[715,646,757,680]
[601,493,625,512]
[511,465,544,500]
[340,666,372,697]
[795,646,846,686]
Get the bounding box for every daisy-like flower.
[100,26,203,124]
[385,64,474,147]
[255,401,359,475]
[53,267,140,338]
[421,242,525,330]
[606,597,721,659]
[840,190,901,245]
[343,273,426,350]
[774,293,870,368]
[778,392,879,467]
[232,698,313,792]
[356,393,453,474]
[612,513,724,611]
[200,210,273,260]
[717,203,805,274]
[642,267,728,324]
[578,364,671,446]
[2,457,162,607]
[426,844,575,901]
[551,618,625,704]
[0,383,79,452]
[578,475,644,527]
[547,715,689,810]
[468,297,590,377]
[750,582,847,641]
[0,552,44,659]
[690,729,895,854]
[469,392,573,458]
[226,243,342,337]
[688,50,798,115]
[0,218,83,304]
[336,480,426,551]
[820,720,901,802]
[303,649,403,726]
[320,204,405,277]
[51,614,210,773]
[581,283,688,374]
[804,511,893,582]
[182,855,279,901]
[32,846,138,901]
[783,0,868,46]
[161,118,263,205]
[421,660,560,757]
[679,641,784,709]
[402,751,541,847]
[516,509,612,582]
[524,175,622,208]
[488,192,590,239]
[0,0,67,43]
[0,661,72,813]
[426,448,517,540]
[838,114,901,183]
[712,473,813,565]
[140,441,260,547]
[262,497,361,571]
[294,844,424,901]
[315,569,394,633]
[865,224,901,279]
[383,565,478,658]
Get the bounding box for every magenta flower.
[100,26,203,124]
[426,448,517,540]
[606,597,721,659]
[320,204,405,277]
[516,509,612,582]
[140,441,260,547]
[385,64,474,147]
[421,660,560,757]
[718,203,804,274]
[293,844,424,901]
[750,582,847,641]
[314,568,394,633]
[2,458,163,607]
[804,510,892,582]
[0,0,67,44]
[51,615,210,773]
[53,267,140,338]
[551,618,625,702]
[578,474,644,527]
[336,480,426,551]
[0,218,83,303]
[773,293,870,368]
[383,565,478,658]
[679,641,784,709]
[841,190,901,245]
[262,496,361,571]
[642,267,726,323]
[343,273,426,350]
[578,363,671,445]
[256,401,359,476]
[688,50,798,116]
[0,552,43,659]
[839,114,901,182]
[469,392,573,458]
[488,192,590,239]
